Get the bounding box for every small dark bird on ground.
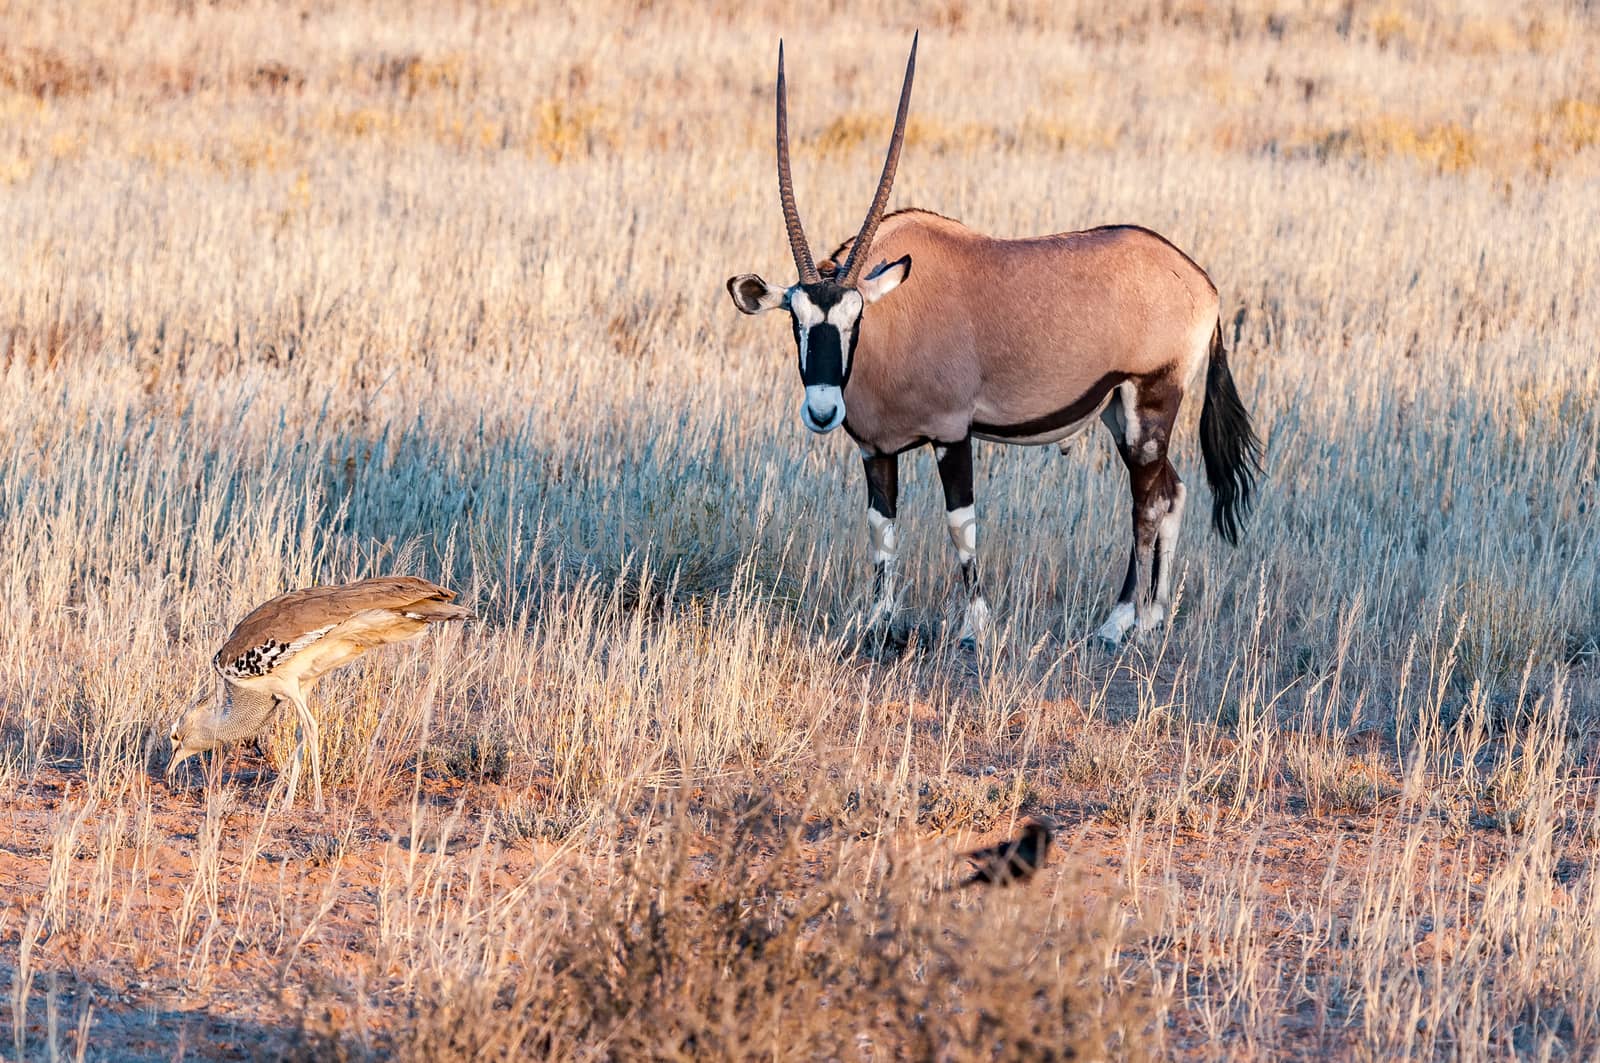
[957,818,1055,887]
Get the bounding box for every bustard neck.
[214,685,284,743]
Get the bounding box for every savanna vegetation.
[2,0,1598,1057]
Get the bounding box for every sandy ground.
[3,714,1576,1060]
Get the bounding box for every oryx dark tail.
[1198,320,1262,546]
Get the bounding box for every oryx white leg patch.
[1156,483,1187,605]
[945,505,977,562]
[867,508,898,565]
[1118,382,1141,450]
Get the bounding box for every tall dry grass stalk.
[0,0,1597,1057]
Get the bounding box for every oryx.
[726,36,1261,647]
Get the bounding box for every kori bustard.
[167,575,471,811]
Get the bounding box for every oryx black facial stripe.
[790,288,823,371]
[790,285,862,386]
[799,325,844,385]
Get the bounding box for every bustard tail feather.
[402,601,474,624]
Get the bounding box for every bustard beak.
[166,738,198,781]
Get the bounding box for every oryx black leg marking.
[1098,378,1184,645]
[935,436,990,643]
[863,452,900,626]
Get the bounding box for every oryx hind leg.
[1096,379,1183,647]
[934,436,990,647]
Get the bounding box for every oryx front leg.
[935,437,990,647]
[862,452,900,631]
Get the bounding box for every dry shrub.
[1061,722,1151,789]
[917,770,1037,831]
[365,52,466,99]
[1,305,104,370]
[1295,116,1481,173]
[1480,758,1537,833]
[248,61,304,94]
[427,730,511,783]
[297,799,1158,1060]
[1537,97,1600,170]
[496,792,587,843]
[0,45,100,98]
[813,113,1115,159]
[1367,6,1425,52]
[533,99,617,163]
[1285,739,1401,815]
[1454,576,1554,686]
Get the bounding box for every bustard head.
[166,684,275,781]
[726,36,918,435]
[166,689,219,781]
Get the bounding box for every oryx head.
[727,36,918,435]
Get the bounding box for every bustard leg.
[1098,381,1183,647]
[282,727,304,810]
[934,436,990,646]
[862,452,900,631]
[289,692,324,813]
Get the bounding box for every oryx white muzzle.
[801,384,846,433]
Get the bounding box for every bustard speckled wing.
[213,576,471,685]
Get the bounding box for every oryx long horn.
[840,32,918,289]
[776,41,820,284]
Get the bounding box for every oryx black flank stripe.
[842,421,932,456]
[972,371,1128,439]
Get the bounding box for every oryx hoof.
[1094,631,1125,654]
[860,623,908,661]
[956,598,992,651]
[1134,604,1168,640]
[855,602,906,659]
[1093,603,1137,652]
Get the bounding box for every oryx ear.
[727,274,787,315]
[858,255,911,304]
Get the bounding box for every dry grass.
[1,0,1599,1058]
